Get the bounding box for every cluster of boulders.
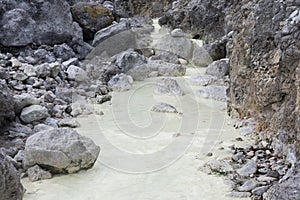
[201,138,294,199]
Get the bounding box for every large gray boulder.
[24,128,100,174]
[155,35,193,61]
[92,20,131,47]
[0,82,15,127]
[0,0,79,46]
[0,152,24,200]
[20,105,49,124]
[71,2,114,40]
[89,30,139,57]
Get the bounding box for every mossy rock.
[71,2,114,40]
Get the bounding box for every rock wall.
[227,0,300,160]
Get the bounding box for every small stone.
[238,179,258,192]
[232,152,244,162]
[95,110,104,115]
[255,150,265,158]
[96,95,112,104]
[62,58,79,67]
[256,176,277,183]
[107,73,133,92]
[206,152,213,157]
[252,186,268,197]
[27,165,52,182]
[266,170,280,179]
[151,102,178,114]
[258,167,269,174]
[13,72,28,81]
[171,28,185,37]
[58,118,80,128]
[236,137,244,141]
[246,151,255,158]
[237,161,257,177]
[227,191,251,198]
[10,58,22,67]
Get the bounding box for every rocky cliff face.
[228,0,300,161]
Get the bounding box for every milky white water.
[22,19,251,200]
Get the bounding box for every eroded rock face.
[0,152,24,200]
[0,0,78,46]
[24,128,100,174]
[227,0,300,159]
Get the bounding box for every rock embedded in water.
[27,165,52,182]
[154,78,183,96]
[147,60,186,77]
[114,49,148,73]
[201,159,234,175]
[20,105,49,124]
[108,73,133,92]
[24,128,100,174]
[189,75,217,86]
[205,59,229,78]
[151,102,178,114]
[0,152,24,200]
[71,2,114,40]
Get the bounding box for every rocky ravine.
[158,0,300,199]
[1,0,300,200]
